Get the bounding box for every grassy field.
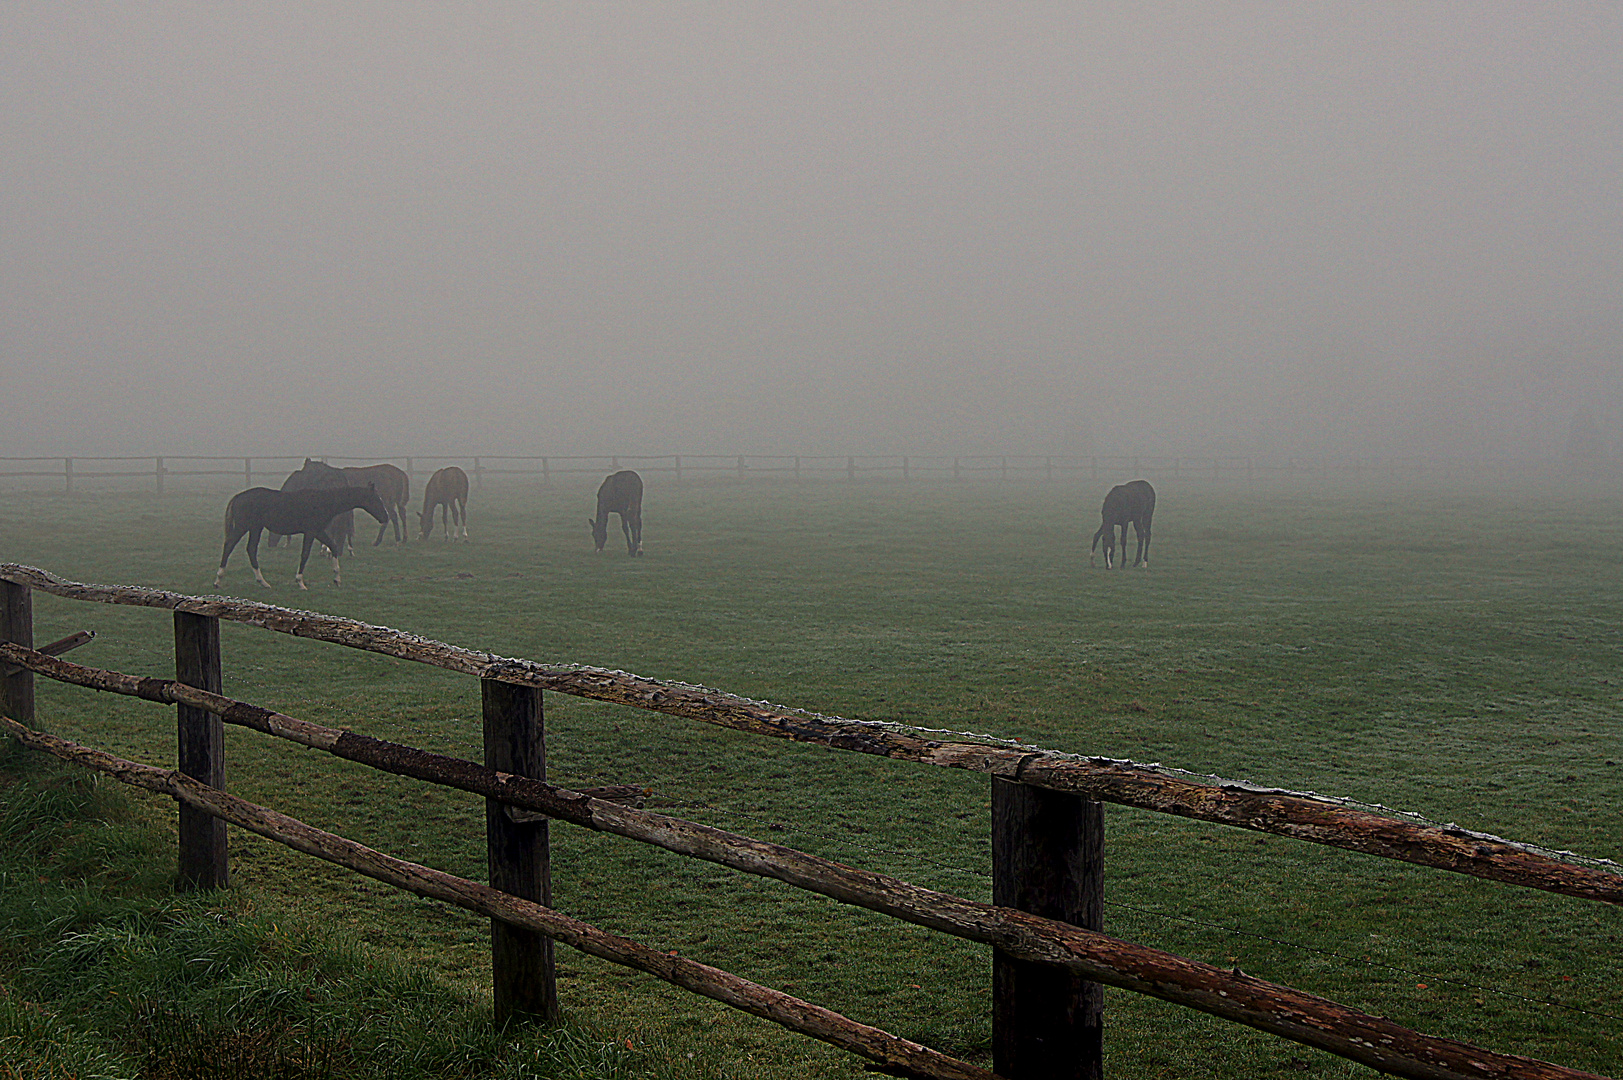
[1,473,1620,1078]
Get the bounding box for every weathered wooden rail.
[1,565,1617,1080]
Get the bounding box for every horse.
[589,470,643,556]
[419,466,469,541]
[216,484,391,590]
[341,463,410,544]
[1090,479,1156,568]
[266,459,355,555]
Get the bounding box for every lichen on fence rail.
[2,563,1620,908]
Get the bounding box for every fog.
[3,5,1620,461]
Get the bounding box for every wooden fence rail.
[0,719,995,1080]
[2,565,1617,907]
[0,644,1611,1080]
[0,452,1583,493]
[0,566,1618,1080]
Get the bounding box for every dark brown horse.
[341,463,410,544]
[267,459,355,554]
[1090,479,1155,568]
[419,466,469,541]
[590,470,643,556]
[216,484,390,590]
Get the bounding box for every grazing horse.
[267,459,355,554]
[419,466,469,541]
[341,463,411,545]
[1090,479,1156,568]
[216,484,390,590]
[590,470,644,556]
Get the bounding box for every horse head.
[358,482,390,525]
[588,516,609,552]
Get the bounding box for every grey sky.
[3,4,1619,458]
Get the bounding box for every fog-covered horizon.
[4,5,1620,462]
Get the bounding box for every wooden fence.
[0,452,1570,494]
[0,564,1616,1080]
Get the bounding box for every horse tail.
[223,494,240,535]
[1090,523,1105,553]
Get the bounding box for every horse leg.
[620,512,633,555]
[630,510,643,556]
[457,498,468,539]
[315,529,343,585]
[1137,519,1151,568]
[296,535,318,590]
[216,526,248,586]
[246,529,272,587]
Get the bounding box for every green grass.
[1,475,1621,1078]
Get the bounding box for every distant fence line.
[0,452,1590,493]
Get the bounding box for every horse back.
[344,463,409,505]
[1104,479,1155,523]
[425,466,469,506]
[597,469,643,516]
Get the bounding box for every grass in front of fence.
[0,743,735,1080]
[2,475,1621,1078]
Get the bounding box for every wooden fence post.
[1,581,33,726]
[63,457,73,494]
[155,456,165,494]
[992,776,1103,1080]
[243,457,252,489]
[483,677,558,1025]
[672,455,680,483]
[174,611,227,890]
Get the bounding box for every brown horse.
[267,459,355,554]
[419,466,469,540]
[341,463,410,544]
[216,484,390,590]
[1090,479,1155,568]
[590,470,643,556]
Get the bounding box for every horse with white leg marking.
[1090,479,1156,568]
[589,470,643,556]
[341,463,410,544]
[419,466,470,541]
[267,459,356,554]
[216,484,391,590]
